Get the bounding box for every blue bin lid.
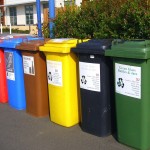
[0,38,24,48]
[0,37,44,49]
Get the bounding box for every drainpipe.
[49,0,55,38]
[36,0,42,37]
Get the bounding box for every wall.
[4,0,83,26]
[4,0,48,5]
[5,3,44,26]
[0,0,4,24]
[75,0,82,6]
[5,0,82,7]
[55,0,82,7]
[17,5,26,25]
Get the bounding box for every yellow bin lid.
[39,38,89,53]
[39,38,81,53]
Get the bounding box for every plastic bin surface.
[72,39,113,137]
[105,40,150,150]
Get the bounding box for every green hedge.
[3,27,30,34]
[53,0,150,39]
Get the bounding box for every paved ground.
[0,103,133,150]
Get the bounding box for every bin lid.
[105,40,150,59]
[39,38,85,53]
[16,40,45,51]
[71,39,112,55]
[0,38,23,48]
[0,37,45,49]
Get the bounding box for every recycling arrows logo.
[48,72,52,81]
[81,75,87,84]
[117,78,124,88]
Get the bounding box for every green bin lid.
[105,40,150,59]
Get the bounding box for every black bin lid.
[71,39,112,55]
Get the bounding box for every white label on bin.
[79,62,100,92]
[4,51,15,81]
[47,60,62,86]
[115,63,141,99]
[23,56,35,76]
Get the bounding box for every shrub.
[53,5,80,38]
[42,22,50,38]
[112,0,150,39]
[53,0,150,39]
[3,27,30,34]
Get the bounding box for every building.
[0,0,83,34]
[0,0,4,25]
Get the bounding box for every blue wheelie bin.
[0,38,26,110]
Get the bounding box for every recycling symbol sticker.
[117,78,124,88]
[48,72,52,81]
[115,63,141,99]
[47,60,63,86]
[81,75,87,84]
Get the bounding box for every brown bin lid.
[16,40,46,51]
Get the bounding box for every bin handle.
[112,39,124,45]
[130,40,150,48]
[112,39,150,47]
[77,39,84,44]
[23,38,29,43]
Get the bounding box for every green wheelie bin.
[105,40,150,150]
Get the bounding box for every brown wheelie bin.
[16,40,49,117]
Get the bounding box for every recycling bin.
[105,40,150,150]
[16,40,49,117]
[1,37,41,110]
[0,38,26,110]
[39,38,84,127]
[0,39,8,103]
[71,39,113,137]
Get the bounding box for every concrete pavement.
[0,103,133,150]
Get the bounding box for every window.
[43,3,49,9]
[9,7,17,25]
[64,0,75,6]
[25,5,33,25]
[0,8,4,25]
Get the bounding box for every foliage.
[111,0,150,39]
[53,5,80,38]
[42,22,50,38]
[3,27,29,34]
[53,0,150,39]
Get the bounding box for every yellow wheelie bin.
[39,38,84,127]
